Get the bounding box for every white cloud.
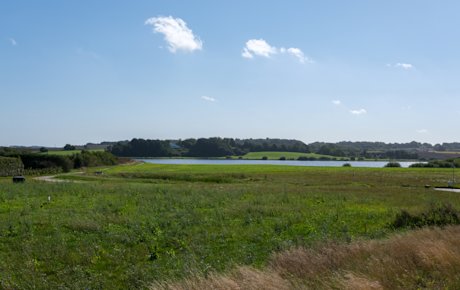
[201,96,216,102]
[9,38,17,46]
[286,47,310,63]
[350,109,367,115]
[332,100,341,106]
[242,39,277,58]
[241,48,254,59]
[145,16,202,53]
[242,39,311,64]
[387,63,414,70]
[416,129,428,134]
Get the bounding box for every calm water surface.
[137,159,420,168]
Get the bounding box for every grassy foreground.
[153,226,460,289]
[0,163,459,288]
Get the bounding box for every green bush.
[72,151,118,168]
[19,154,73,172]
[410,158,459,168]
[0,157,24,176]
[64,144,76,151]
[391,204,460,229]
[384,162,401,168]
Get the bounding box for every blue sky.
[1,0,460,146]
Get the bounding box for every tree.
[64,144,76,151]
[385,162,401,168]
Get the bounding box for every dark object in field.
[391,203,460,229]
[384,162,401,168]
[425,184,431,188]
[12,176,26,183]
[95,171,104,175]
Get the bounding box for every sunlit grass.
[0,164,458,288]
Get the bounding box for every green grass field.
[239,151,346,160]
[0,163,459,288]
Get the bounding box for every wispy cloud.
[201,96,216,102]
[242,39,311,63]
[396,63,414,70]
[145,16,202,53]
[332,100,341,106]
[387,63,414,70]
[282,47,312,63]
[350,109,367,115]
[9,38,17,46]
[416,129,428,134]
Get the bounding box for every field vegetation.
[152,226,460,290]
[41,149,104,156]
[0,156,23,176]
[0,150,118,175]
[0,163,459,288]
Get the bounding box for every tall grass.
[152,226,460,289]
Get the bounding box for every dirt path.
[34,171,84,183]
[34,175,68,183]
[434,187,460,193]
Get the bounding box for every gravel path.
[34,175,68,182]
[434,187,460,193]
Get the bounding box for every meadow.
[0,163,459,288]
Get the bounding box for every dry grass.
[152,226,460,290]
[152,267,290,290]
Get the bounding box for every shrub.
[72,151,118,168]
[0,157,24,176]
[279,156,286,161]
[409,158,459,168]
[19,154,73,173]
[64,144,76,151]
[261,156,268,160]
[391,204,460,229]
[342,163,352,167]
[409,162,433,168]
[384,162,401,168]
[297,156,317,161]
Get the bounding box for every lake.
[137,159,420,168]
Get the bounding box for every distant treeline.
[107,138,447,159]
[310,141,460,152]
[108,138,310,158]
[308,142,419,159]
[306,141,460,160]
[0,149,118,175]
